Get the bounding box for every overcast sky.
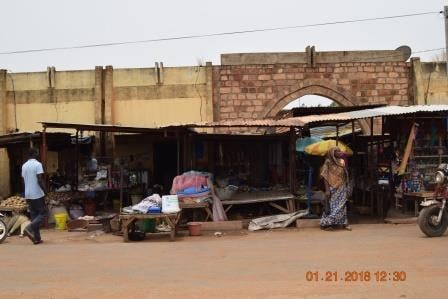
[0,0,445,106]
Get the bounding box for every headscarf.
[320,147,348,188]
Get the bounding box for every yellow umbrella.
[304,139,353,157]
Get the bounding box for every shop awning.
[0,132,71,148]
[41,105,448,133]
[298,105,448,125]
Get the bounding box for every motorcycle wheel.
[418,206,448,237]
[0,219,7,244]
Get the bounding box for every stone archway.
[261,80,371,133]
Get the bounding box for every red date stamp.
[305,271,407,282]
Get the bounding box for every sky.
[0,0,446,106]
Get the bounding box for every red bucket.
[84,199,96,216]
[187,222,202,236]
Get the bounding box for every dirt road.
[0,224,446,299]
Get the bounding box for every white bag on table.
[161,195,180,214]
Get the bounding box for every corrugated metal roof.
[0,132,71,147]
[310,123,362,139]
[42,105,448,133]
[299,105,448,125]
[190,118,305,128]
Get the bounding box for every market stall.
[297,105,448,219]
[180,130,299,221]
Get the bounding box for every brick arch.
[261,79,370,133]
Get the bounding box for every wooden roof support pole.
[176,129,181,175]
[75,129,79,190]
[41,127,49,191]
[289,127,296,195]
[336,124,339,145]
[352,121,356,158]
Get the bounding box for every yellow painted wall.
[0,149,10,198]
[413,61,448,105]
[7,101,96,133]
[55,71,95,89]
[7,72,48,91]
[0,65,213,196]
[114,98,207,126]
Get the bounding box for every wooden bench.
[119,213,180,242]
[221,191,297,216]
[179,202,213,222]
[395,192,435,216]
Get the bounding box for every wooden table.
[179,202,213,221]
[119,213,180,242]
[395,192,435,216]
[221,191,297,216]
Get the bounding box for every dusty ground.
[0,223,446,299]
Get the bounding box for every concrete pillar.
[205,62,214,122]
[0,70,10,196]
[94,66,104,156]
[0,70,7,134]
[411,58,423,105]
[94,66,103,125]
[104,66,114,124]
[103,66,114,155]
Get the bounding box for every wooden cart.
[119,213,180,242]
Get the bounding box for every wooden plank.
[268,202,290,214]
[199,220,243,231]
[222,196,295,205]
[180,202,209,209]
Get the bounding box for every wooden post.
[75,130,79,190]
[289,127,296,194]
[41,127,48,171]
[352,121,356,157]
[119,165,123,213]
[41,128,48,191]
[176,130,181,175]
[336,124,339,145]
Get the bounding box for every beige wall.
[112,66,213,126]
[412,59,448,105]
[0,64,214,196]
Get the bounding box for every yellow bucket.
[54,213,68,230]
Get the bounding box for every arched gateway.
[212,47,412,132]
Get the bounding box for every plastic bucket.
[187,222,202,236]
[137,219,156,233]
[54,213,68,230]
[84,199,96,216]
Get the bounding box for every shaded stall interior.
[181,130,296,219]
[0,132,75,195]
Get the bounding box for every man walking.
[22,148,47,245]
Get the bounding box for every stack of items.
[46,192,72,205]
[171,171,212,204]
[78,166,109,191]
[0,196,27,212]
[122,194,163,214]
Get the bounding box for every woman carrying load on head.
[320,147,352,231]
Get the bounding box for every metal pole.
[445,6,448,74]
